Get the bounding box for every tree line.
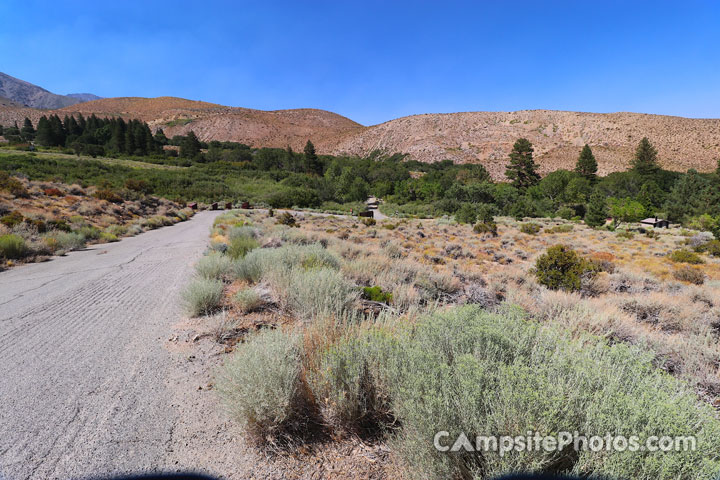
[2,119,720,231]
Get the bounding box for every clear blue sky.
[1,0,719,125]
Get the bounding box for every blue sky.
[1,0,719,125]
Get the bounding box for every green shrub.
[0,171,27,197]
[227,235,259,260]
[216,328,306,442]
[520,222,541,235]
[673,266,705,285]
[454,203,477,224]
[361,217,376,226]
[105,224,128,237]
[277,212,297,227]
[556,206,575,220]
[473,221,498,236]
[0,211,24,228]
[362,286,393,304]
[705,240,720,257]
[0,234,28,259]
[45,231,86,253]
[616,229,635,239]
[99,232,119,242]
[545,224,573,234]
[668,249,705,264]
[534,244,596,292]
[77,225,101,240]
[195,253,237,281]
[182,277,224,316]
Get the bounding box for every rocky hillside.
[329,110,720,179]
[0,72,100,109]
[2,91,720,179]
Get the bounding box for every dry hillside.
[3,96,720,179]
[329,110,720,179]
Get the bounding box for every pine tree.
[35,116,53,146]
[631,137,660,176]
[665,169,709,222]
[154,128,168,145]
[574,144,597,179]
[20,118,35,141]
[180,130,201,158]
[637,180,664,213]
[505,138,540,190]
[0,124,4,136]
[303,140,322,175]
[585,189,607,228]
[48,115,66,146]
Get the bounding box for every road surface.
[0,211,246,480]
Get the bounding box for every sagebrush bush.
[545,224,573,234]
[43,231,86,253]
[669,249,705,264]
[77,225,101,240]
[182,277,224,316]
[195,253,237,281]
[308,326,396,434]
[534,244,596,292]
[227,236,259,260]
[673,266,705,285]
[237,243,339,284]
[0,234,28,259]
[216,328,306,443]
[234,288,265,313]
[287,268,358,320]
[616,229,635,239]
[314,306,720,479]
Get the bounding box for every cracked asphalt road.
[0,211,241,480]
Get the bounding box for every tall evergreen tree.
[35,116,53,146]
[631,137,660,176]
[637,180,664,213]
[505,138,540,190]
[0,124,4,136]
[574,144,597,179]
[154,128,168,145]
[585,189,607,227]
[180,130,201,158]
[665,169,709,222]
[303,140,322,175]
[20,118,35,141]
[48,115,66,146]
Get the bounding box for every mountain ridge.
[0,72,100,109]
[1,76,719,179]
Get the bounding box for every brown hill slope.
[3,96,720,179]
[56,97,365,151]
[329,110,720,179]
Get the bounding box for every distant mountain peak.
[0,72,100,109]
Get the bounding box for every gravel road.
[0,211,258,480]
